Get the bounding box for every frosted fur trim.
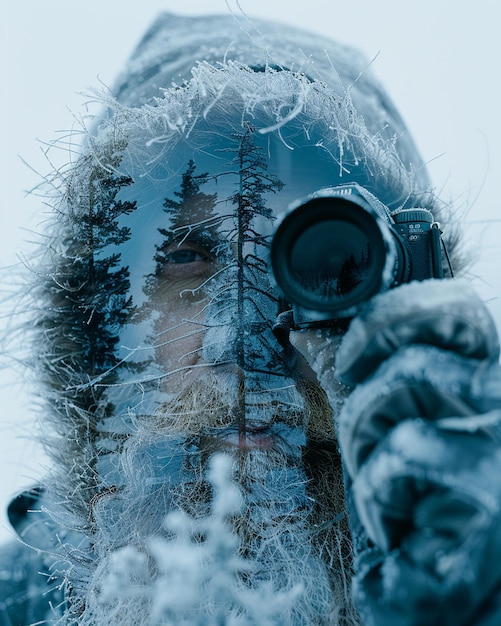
[91,60,422,202]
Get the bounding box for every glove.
[289,278,501,626]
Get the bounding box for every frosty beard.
[81,369,360,625]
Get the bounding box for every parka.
[1,12,500,626]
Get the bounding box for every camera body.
[269,184,446,328]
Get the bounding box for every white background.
[0,0,499,541]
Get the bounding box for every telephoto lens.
[269,184,445,327]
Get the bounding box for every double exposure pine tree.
[155,158,219,271]
[216,126,285,440]
[38,143,137,522]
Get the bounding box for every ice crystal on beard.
[96,454,303,625]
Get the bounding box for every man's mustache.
[145,367,338,442]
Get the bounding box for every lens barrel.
[270,185,419,326]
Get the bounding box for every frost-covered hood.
[114,12,377,103]
[27,12,458,623]
[112,13,425,174]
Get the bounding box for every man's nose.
[197,255,298,372]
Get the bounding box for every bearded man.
[1,13,501,626]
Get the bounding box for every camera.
[269,184,448,328]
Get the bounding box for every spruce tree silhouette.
[155,159,218,271]
[226,126,284,371]
[202,125,285,444]
[39,142,137,418]
[35,141,138,524]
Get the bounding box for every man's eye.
[165,249,206,264]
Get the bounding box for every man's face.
[89,120,359,626]
[130,131,347,441]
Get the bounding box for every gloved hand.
[290,278,501,626]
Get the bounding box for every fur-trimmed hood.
[20,12,460,624]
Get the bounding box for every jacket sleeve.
[0,538,55,626]
[0,488,62,626]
